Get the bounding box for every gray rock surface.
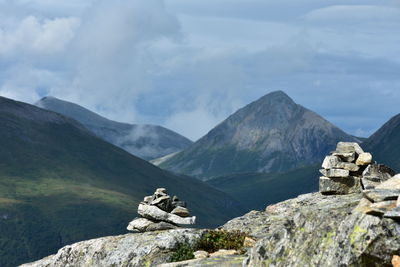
[20,192,400,267]
[127,218,177,232]
[171,207,190,217]
[336,141,364,155]
[21,229,205,267]
[322,155,341,169]
[223,192,400,266]
[363,189,400,202]
[332,152,356,162]
[325,168,350,178]
[362,164,394,186]
[319,176,362,194]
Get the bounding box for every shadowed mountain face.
[0,97,244,267]
[207,165,320,211]
[36,96,192,160]
[363,113,400,172]
[159,91,358,179]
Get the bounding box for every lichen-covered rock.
[322,155,341,169]
[319,176,362,194]
[21,192,400,267]
[223,193,400,267]
[20,229,205,267]
[336,142,364,155]
[127,218,177,232]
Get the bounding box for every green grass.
[169,230,247,262]
[0,98,246,267]
[207,165,320,211]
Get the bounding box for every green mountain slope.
[206,165,319,211]
[0,97,244,267]
[159,91,357,179]
[363,113,400,172]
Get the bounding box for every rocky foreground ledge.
[21,191,400,267]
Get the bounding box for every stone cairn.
[127,188,196,232]
[319,141,400,220]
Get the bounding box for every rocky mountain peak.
[158,91,357,179]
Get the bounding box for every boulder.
[325,169,350,178]
[376,175,400,190]
[171,206,190,217]
[127,218,177,232]
[336,142,364,155]
[332,152,356,163]
[209,249,238,257]
[171,196,187,208]
[363,189,400,203]
[21,229,205,267]
[143,196,152,204]
[334,162,359,172]
[154,188,168,199]
[151,195,173,212]
[319,176,362,195]
[361,177,383,190]
[356,152,372,166]
[322,155,341,169]
[138,204,196,225]
[194,250,209,259]
[362,164,394,187]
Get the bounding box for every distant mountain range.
[363,113,400,172]
[36,96,193,160]
[0,96,244,267]
[157,91,359,179]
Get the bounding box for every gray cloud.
[0,0,399,140]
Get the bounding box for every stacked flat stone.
[127,188,196,232]
[355,175,400,220]
[319,142,395,195]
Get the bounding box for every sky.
[0,0,399,141]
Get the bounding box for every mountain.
[158,91,358,179]
[36,96,192,160]
[363,113,400,172]
[206,165,319,210]
[0,96,244,267]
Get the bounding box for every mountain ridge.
[158,91,358,179]
[36,96,193,160]
[0,96,244,267]
[363,113,400,172]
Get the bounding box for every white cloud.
[0,16,79,56]
[0,0,400,140]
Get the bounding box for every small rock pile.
[355,175,400,219]
[319,142,395,194]
[127,188,196,232]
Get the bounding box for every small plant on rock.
[169,243,195,262]
[196,230,247,253]
[168,230,248,262]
